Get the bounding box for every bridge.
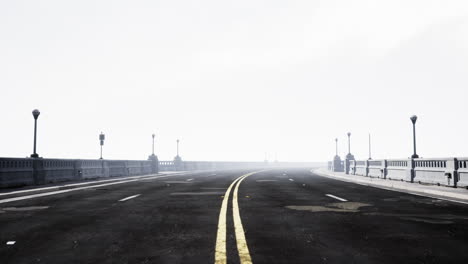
[1,110,468,263]
[1,147,468,264]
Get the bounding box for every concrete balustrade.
[335,157,468,188]
[0,157,322,188]
[0,157,159,188]
[386,159,410,181]
[354,160,367,176]
[368,160,386,178]
[457,158,468,187]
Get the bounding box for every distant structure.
[368,133,372,160]
[99,132,105,159]
[344,132,355,174]
[332,138,344,172]
[31,109,40,158]
[148,133,159,173]
[174,139,183,170]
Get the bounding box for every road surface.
[1,169,468,263]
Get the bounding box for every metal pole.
[33,118,38,156]
[347,133,351,154]
[335,138,338,156]
[369,133,372,160]
[410,115,418,159]
[152,134,155,155]
[100,145,103,159]
[413,123,417,157]
[177,139,179,157]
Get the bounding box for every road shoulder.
[313,168,468,204]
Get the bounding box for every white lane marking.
[6,241,16,245]
[170,192,225,196]
[0,174,170,204]
[256,180,277,182]
[314,170,468,205]
[119,194,141,202]
[326,194,348,202]
[186,178,194,181]
[289,179,294,182]
[164,181,193,184]
[0,174,162,197]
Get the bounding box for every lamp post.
[335,138,338,157]
[410,115,419,159]
[31,109,40,158]
[99,132,105,159]
[152,133,155,156]
[176,139,180,157]
[347,132,351,155]
[368,133,372,160]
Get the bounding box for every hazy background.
[1,0,467,162]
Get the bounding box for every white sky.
[1,0,467,162]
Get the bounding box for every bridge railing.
[354,160,367,176]
[386,159,410,181]
[329,157,468,188]
[0,158,35,187]
[0,157,159,188]
[457,158,468,187]
[0,157,323,188]
[368,160,386,178]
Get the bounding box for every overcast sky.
[1,0,467,162]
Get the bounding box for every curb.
[313,169,468,204]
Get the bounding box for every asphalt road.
[1,169,468,263]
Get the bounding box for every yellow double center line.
[215,172,260,264]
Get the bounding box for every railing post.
[344,159,350,174]
[365,160,369,177]
[381,160,387,179]
[446,158,457,187]
[74,159,83,180]
[407,158,415,182]
[32,158,45,185]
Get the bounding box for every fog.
[1,0,467,162]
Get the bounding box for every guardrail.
[330,157,468,188]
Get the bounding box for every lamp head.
[32,109,40,119]
[410,115,418,124]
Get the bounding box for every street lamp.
[152,133,155,156]
[176,139,180,157]
[99,132,105,159]
[30,109,40,158]
[347,132,351,155]
[335,138,338,157]
[410,115,419,159]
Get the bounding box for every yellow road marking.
[214,172,260,264]
[214,175,245,264]
[232,173,255,264]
